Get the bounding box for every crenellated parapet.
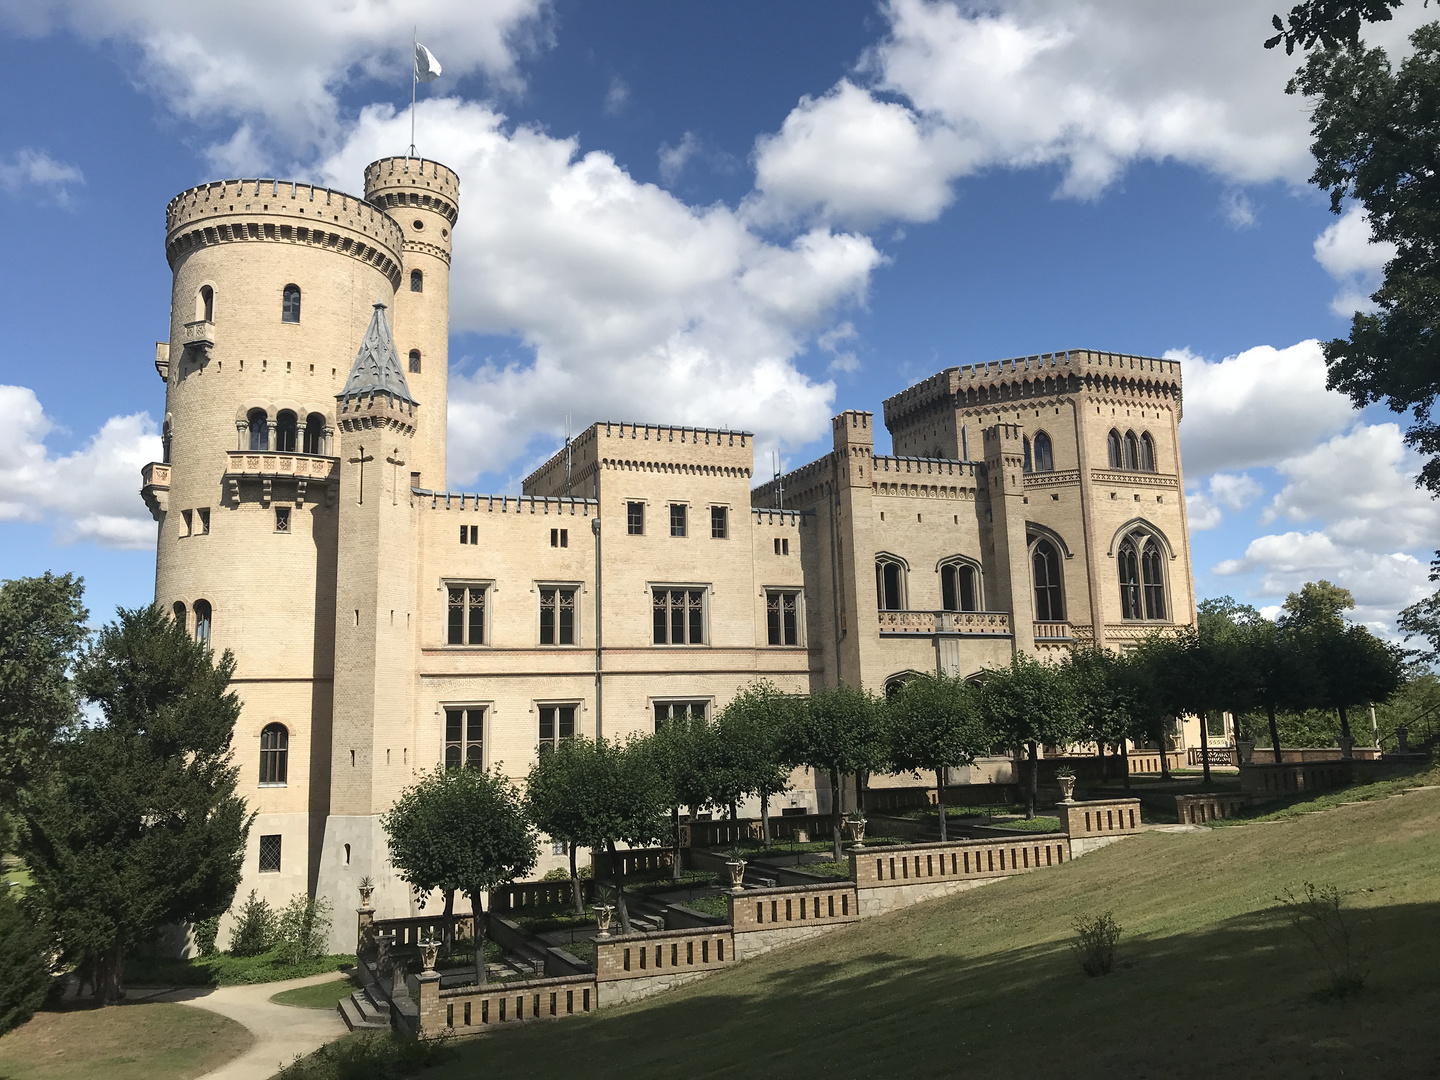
[524,421,755,496]
[364,157,460,225]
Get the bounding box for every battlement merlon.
[523,421,757,498]
[882,349,1185,432]
[363,157,460,226]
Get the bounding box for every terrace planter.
[1236,740,1255,765]
[419,939,439,973]
[724,860,747,890]
[1057,776,1076,801]
[845,817,867,846]
[594,904,614,938]
[358,884,375,908]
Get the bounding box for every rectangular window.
[538,704,577,750]
[550,528,568,548]
[445,706,484,769]
[670,504,687,537]
[711,506,727,538]
[181,509,193,537]
[774,538,790,555]
[275,506,291,533]
[539,587,576,645]
[652,588,706,645]
[653,700,708,730]
[258,834,281,873]
[766,590,801,646]
[447,584,486,645]
[627,502,644,535]
[198,508,210,534]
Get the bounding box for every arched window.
[247,409,269,451]
[1124,431,1139,471]
[1118,536,1142,620]
[172,601,187,630]
[1033,431,1053,472]
[1142,538,1166,619]
[281,285,301,323]
[884,674,913,700]
[941,562,980,612]
[1023,436,1033,474]
[1140,432,1156,472]
[198,285,214,323]
[194,599,212,645]
[275,410,298,453]
[411,269,423,292]
[259,723,288,784]
[875,557,906,611]
[1031,539,1064,622]
[1107,429,1123,469]
[1119,531,1168,620]
[303,413,326,455]
[409,349,421,374]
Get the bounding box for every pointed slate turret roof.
[338,300,417,406]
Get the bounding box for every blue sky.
[0,0,1435,632]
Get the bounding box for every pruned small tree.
[525,740,595,914]
[649,708,716,882]
[712,682,794,846]
[887,674,989,841]
[786,685,886,860]
[978,655,1082,819]
[382,765,537,984]
[1063,648,1138,786]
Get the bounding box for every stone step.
[352,988,390,1021]
[339,995,389,1031]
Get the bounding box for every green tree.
[649,708,716,882]
[711,683,794,846]
[0,572,89,816]
[1266,0,1403,54]
[887,674,989,840]
[977,656,1082,818]
[0,890,54,1036]
[786,685,886,860]
[1246,618,1322,762]
[382,765,537,983]
[524,740,595,914]
[1063,648,1143,787]
[21,605,251,1004]
[1398,588,1440,663]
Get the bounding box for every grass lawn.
[988,815,1062,832]
[397,782,1440,1079]
[1211,767,1439,826]
[126,950,355,987]
[271,977,357,1009]
[0,1002,251,1080]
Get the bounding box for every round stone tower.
[363,157,459,490]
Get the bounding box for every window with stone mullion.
[447,585,485,645]
[653,588,705,645]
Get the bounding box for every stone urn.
[1337,735,1355,760]
[1056,775,1076,802]
[1236,739,1256,765]
[358,881,375,908]
[845,816,867,847]
[594,904,614,939]
[794,828,810,844]
[419,938,440,974]
[723,859,747,890]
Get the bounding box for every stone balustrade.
[594,926,734,981]
[1240,760,1352,800]
[491,879,591,913]
[225,451,338,479]
[877,610,1011,637]
[370,912,473,948]
[850,834,1070,892]
[1175,792,1250,824]
[418,971,596,1035]
[181,319,215,349]
[141,461,171,520]
[728,882,858,933]
[1033,620,1071,640]
[1057,798,1142,838]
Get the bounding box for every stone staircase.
[338,984,392,1031]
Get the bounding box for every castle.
[140,157,1199,949]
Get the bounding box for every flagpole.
[409,26,418,158]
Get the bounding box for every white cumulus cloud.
[1313,206,1397,317]
[0,148,84,205]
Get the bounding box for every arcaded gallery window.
[1107,429,1123,469]
[303,413,326,455]
[248,409,269,451]
[1119,532,1167,621]
[1124,431,1140,471]
[1140,432,1156,472]
[259,723,289,785]
[940,561,980,612]
[1030,540,1064,622]
[275,410,298,453]
[766,589,801,645]
[445,706,484,769]
[447,584,486,645]
[653,588,706,645]
[875,557,906,611]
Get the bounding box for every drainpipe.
[592,512,602,741]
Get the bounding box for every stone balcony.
[1033,621,1072,641]
[181,319,215,350]
[140,461,171,521]
[224,451,338,507]
[877,610,1011,637]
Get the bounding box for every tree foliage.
[1265,0,1403,54]
[21,605,251,1004]
[977,655,1081,817]
[887,674,988,840]
[525,739,598,913]
[786,684,886,859]
[0,890,54,1036]
[711,683,794,843]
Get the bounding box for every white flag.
[414,42,442,83]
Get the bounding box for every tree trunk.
[935,767,947,842]
[1097,739,1106,782]
[569,841,583,915]
[830,768,843,862]
[729,799,738,823]
[1159,730,1172,780]
[443,888,455,956]
[472,892,488,986]
[606,838,632,934]
[1268,704,1283,764]
[1121,741,1131,791]
[95,946,125,1005]
[1199,712,1213,785]
[1338,705,1353,743]
[671,805,682,883]
[1026,742,1038,819]
[855,769,866,817]
[760,791,771,848]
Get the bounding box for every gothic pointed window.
[1031,539,1064,622]
[248,409,269,451]
[282,284,301,323]
[275,410,297,453]
[875,557,906,611]
[1118,536,1142,620]
[259,723,288,785]
[1033,431,1053,472]
[411,269,423,292]
[652,588,707,645]
[941,561,980,612]
[1124,431,1140,471]
[1142,538,1167,619]
[1023,436,1033,474]
[1140,432,1156,472]
[1107,429,1123,469]
[303,413,326,455]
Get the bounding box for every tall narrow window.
[961,424,969,461]
[941,563,979,612]
[875,558,905,611]
[303,413,326,455]
[670,504,687,537]
[538,705,576,751]
[1107,429,1123,469]
[172,601,187,630]
[259,723,289,784]
[409,349,421,373]
[1023,436,1033,474]
[411,269,423,292]
[444,707,483,768]
[1124,431,1139,471]
[275,410,298,453]
[539,587,576,645]
[1031,540,1064,622]
[194,599,212,645]
[653,700,707,729]
[1033,432,1053,472]
[199,285,214,323]
[711,506,727,538]
[258,834,281,873]
[627,502,644,535]
[652,588,706,645]
[248,409,269,451]
[1142,538,1166,620]
[447,585,486,645]
[281,284,301,323]
[1140,432,1156,472]
[767,590,800,645]
[1118,537,1142,620]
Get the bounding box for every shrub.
[229,890,277,957]
[276,893,332,966]
[1071,910,1122,977]
[276,1030,452,1079]
[193,915,221,957]
[0,890,54,1036]
[1278,882,1368,999]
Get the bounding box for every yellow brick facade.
[143,159,1197,949]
